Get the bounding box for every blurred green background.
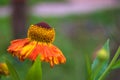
[0,0,120,80]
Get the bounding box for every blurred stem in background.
[11,0,27,38]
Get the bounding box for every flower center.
[27,22,55,43]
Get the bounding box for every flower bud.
[97,48,109,61]
[0,63,9,76]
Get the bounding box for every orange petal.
[7,38,30,57]
[28,43,43,61]
[19,41,37,60]
[27,42,66,67]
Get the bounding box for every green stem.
[98,47,120,80]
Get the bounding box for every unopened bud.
[0,63,9,76]
[97,49,109,61]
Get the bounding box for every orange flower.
[7,22,66,67]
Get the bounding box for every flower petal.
[20,41,37,61]
[28,43,66,67]
[7,38,30,57]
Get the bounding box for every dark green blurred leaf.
[28,0,65,5]
[92,39,110,80]
[0,0,10,6]
[85,55,92,80]
[26,55,42,80]
[6,59,20,80]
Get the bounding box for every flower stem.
[98,47,120,80]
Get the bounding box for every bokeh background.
[0,0,120,80]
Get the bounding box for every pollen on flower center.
[27,22,55,43]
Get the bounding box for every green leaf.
[85,54,92,80]
[5,59,20,80]
[26,55,42,80]
[111,47,120,70]
[92,39,110,80]
[112,60,120,69]
[103,39,110,55]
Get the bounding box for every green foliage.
[98,47,120,80]
[92,39,110,80]
[0,0,10,6]
[111,48,120,70]
[26,55,42,80]
[5,59,20,80]
[112,59,120,70]
[85,55,92,80]
[28,0,65,5]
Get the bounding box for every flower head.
[7,22,66,67]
